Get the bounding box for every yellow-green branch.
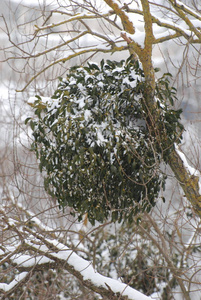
[104,0,135,34]
[17,45,128,92]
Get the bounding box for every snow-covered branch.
[0,202,151,300]
[175,144,201,195]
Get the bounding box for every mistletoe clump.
[27,58,183,224]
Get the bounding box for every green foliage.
[27,57,183,224]
[155,73,184,159]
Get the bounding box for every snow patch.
[175,144,201,194]
[0,272,28,292]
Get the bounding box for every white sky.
[11,0,56,4]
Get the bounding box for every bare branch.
[16,44,128,92]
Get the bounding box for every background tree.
[1,0,201,299]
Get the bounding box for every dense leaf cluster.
[27,58,183,224]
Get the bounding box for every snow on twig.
[175,144,201,194]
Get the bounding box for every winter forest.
[1,0,201,299]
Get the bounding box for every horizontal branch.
[34,11,113,33]
[169,0,201,21]
[23,239,151,300]
[154,32,181,44]
[125,6,201,43]
[16,45,128,92]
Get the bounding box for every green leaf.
[25,117,32,125]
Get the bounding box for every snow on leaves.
[27,58,183,224]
